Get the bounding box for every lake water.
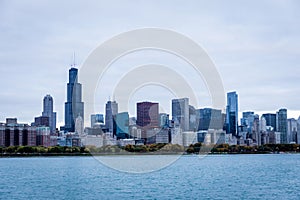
[0,154,300,199]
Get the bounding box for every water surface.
[0,154,299,199]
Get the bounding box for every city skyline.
[1,0,300,125]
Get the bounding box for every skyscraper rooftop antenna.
[72,52,76,68]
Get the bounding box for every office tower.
[42,94,57,134]
[64,67,84,132]
[277,109,287,144]
[159,113,169,128]
[115,112,129,139]
[226,92,238,135]
[198,108,223,130]
[262,113,277,131]
[172,98,189,131]
[91,114,104,127]
[137,102,159,127]
[240,111,255,133]
[287,118,297,144]
[105,100,118,135]
[136,102,159,141]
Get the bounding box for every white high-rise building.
[260,117,267,132]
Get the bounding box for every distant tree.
[193,143,202,153]
[6,146,18,154]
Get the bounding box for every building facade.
[0,119,37,147]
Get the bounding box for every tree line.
[0,143,299,156]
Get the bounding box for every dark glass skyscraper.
[277,108,287,144]
[137,102,159,128]
[137,101,159,142]
[262,113,277,131]
[64,67,84,132]
[226,91,238,135]
[198,108,223,131]
[105,100,118,135]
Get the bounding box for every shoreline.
[1,151,299,158]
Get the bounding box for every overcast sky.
[1,0,300,126]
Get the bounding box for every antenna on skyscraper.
[72,52,76,68]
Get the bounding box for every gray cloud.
[0,0,299,126]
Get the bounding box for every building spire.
[71,52,76,68]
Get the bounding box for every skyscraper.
[198,108,223,131]
[240,111,255,133]
[105,100,118,135]
[116,112,129,139]
[64,67,84,132]
[159,113,169,128]
[42,94,56,134]
[172,98,189,131]
[277,108,287,144]
[226,91,238,135]
[262,113,277,131]
[136,102,159,141]
[136,102,159,128]
[287,118,297,144]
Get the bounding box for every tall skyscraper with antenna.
[64,56,84,133]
